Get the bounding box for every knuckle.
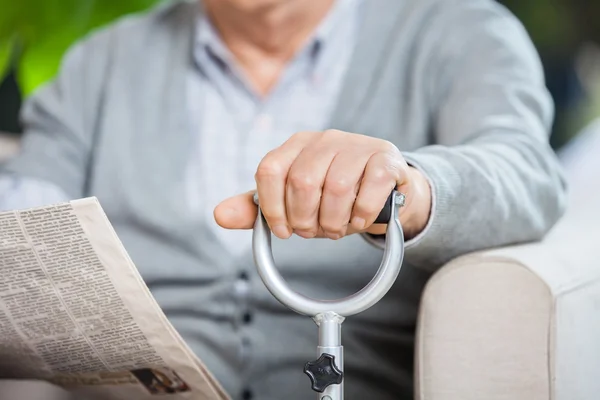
[255,157,285,181]
[288,130,317,145]
[323,129,345,139]
[370,165,397,184]
[324,176,355,197]
[288,172,319,192]
[379,139,401,154]
[287,132,306,144]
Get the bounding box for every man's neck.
[203,0,335,95]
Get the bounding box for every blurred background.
[0,0,600,151]
[0,0,161,134]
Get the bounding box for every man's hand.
[214,130,432,240]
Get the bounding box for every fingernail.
[325,232,341,240]
[351,217,366,230]
[272,225,291,238]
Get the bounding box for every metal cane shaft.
[317,315,343,400]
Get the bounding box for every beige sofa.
[416,194,600,399]
[415,124,600,400]
[1,131,599,400]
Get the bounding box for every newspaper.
[0,197,229,400]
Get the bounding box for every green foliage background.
[0,0,161,96]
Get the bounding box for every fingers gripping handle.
[251,190,405,318]
[252,190,404,227]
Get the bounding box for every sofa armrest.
[415,214,600,400]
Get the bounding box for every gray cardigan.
[3,0,567,398]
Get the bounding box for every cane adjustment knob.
[303,353,344,393]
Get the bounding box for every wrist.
[402,166,432,239]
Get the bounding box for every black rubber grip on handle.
[373,191,395,224]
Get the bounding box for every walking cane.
[252,191,406,400]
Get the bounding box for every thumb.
[214,191,257,230]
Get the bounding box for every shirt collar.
[194,13,233,68]
[312,0,352,51]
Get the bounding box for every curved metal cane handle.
[252,191,405,317]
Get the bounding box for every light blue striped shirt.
[0,0,362,259]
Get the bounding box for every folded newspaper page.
[0,197,229,400]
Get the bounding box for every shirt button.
[241,389,253,400]
[242,312,253,324]
[234,272,250,298]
